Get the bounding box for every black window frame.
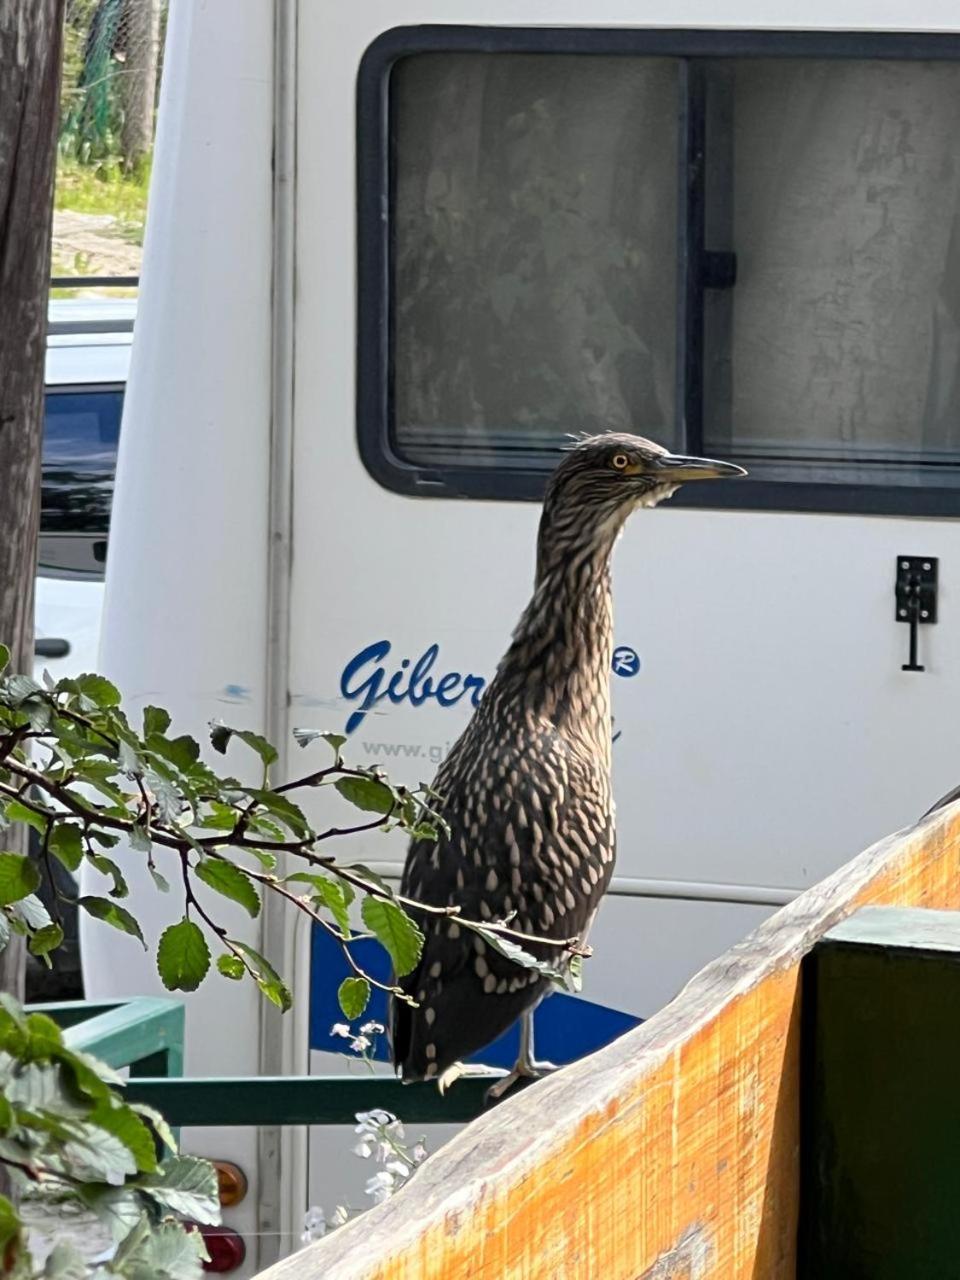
[357,25,960,515]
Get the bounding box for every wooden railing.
[259,802,960,1280]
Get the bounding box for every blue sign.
[309,925,641,1069]
[612,646,641,677]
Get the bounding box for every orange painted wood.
[260,804,960,1280]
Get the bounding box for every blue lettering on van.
[340,641,487,734]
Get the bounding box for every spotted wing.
[391,724,615,1080]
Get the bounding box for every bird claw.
[436,1061,506,1095]
[485,1057,558,1102]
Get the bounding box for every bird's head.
[538,433,746,573]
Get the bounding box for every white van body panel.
[80,0,275,1264]
[84,0,960,1267]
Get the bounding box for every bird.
[391,433,745,1096]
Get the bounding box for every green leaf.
[338,976,370,1020]
[49,824,84,872]
[229,940,291,1011]
[345,862,393,896]
[25,696,52,732]
[2,800,47,835]
[148,734,201,772]
[335,775,397,816]
[209,722,278,767]
[243,789,310,837]
[361,897,423,977]
[43,1241,88,1279]
[116,1216,209,1279]
[24,1011,64,1054]
[143,705,171,737]
[63,1117,140,1182]
[409,822,440,842]
[140,1154,220,1224]
[194,859,260,918]
[28,923,64,962]
[217,953,245,980]
[149,865,171,894]
[73,672,122,708]
[466,923,566,984]
[88,853,129,899]
[77,1183,144,1242]
[12,893,50,930]
[4,674,42,706]
[288,872,352,937]
[144,770,184,822]
[61,1044,123,1100]
[0,1193,22,1266]
[129,1101,178,1154]
[89,1100,158,1173]
[129,823,152,853]
[565,953,584,994]
[157,919,210,992]
[0,644,8,675]
[0,1093,12,1133]
[78,896,146,948]
[245,847,277,872]
[0,852,41,905]
[293,727,347,754]
[118,737,141,775]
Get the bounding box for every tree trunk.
[119,0,160,175]
[0,0,65,1001]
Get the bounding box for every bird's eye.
[611,454,629,470]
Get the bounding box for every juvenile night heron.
[391,433,745,1094]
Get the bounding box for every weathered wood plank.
[261,804,960,1280]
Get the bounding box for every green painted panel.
[27,997,185,1077]
[799,906,960,1278]
[122,1074,500,1126]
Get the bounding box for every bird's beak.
[651,453,747,482]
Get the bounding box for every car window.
[41,385,122,535]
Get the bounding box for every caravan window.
[358,31,960,514]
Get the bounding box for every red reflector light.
[195,1224,246,1273]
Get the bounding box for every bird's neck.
[493,532,618,765]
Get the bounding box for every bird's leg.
[486,1011,558,1101]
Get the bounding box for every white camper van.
[82,1,960,1271]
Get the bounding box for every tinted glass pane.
[704,59,960,486]
[42,388,122,533]
[392,53,679,467]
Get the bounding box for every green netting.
[60,0,167,168]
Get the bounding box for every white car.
[26,297,133,1002]
[34,297,134,682]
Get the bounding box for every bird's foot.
[485,1057,558,1102]
[436,1061,506,1096]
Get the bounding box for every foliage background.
[53,0,165,289]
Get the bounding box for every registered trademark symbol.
[612,646,641,678]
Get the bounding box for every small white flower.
[352,1137,375,1159]
[365,1170,395,1203]
[384,1157,409,1178]
[330,1023,352,1039]
[331,1205,350,1226]
[350,1034,371,1053]
[301,1206,327,1243]
[360,1020,385,1035]
[411,1141,428,1164]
